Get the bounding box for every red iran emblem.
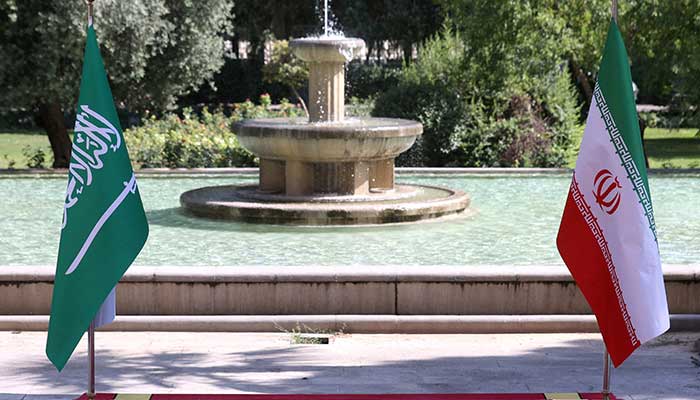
[593,169,622,215]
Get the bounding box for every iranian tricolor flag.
[557,19,669,367]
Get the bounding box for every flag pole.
[86,0,94,26]
[87,320,96,399]
[83,0,97,387]
[602,350,612,400]
[602,2,618,398]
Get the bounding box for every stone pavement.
[0,332,698,400]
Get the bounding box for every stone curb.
[3,264,698,283]
[4,265,697,317]
[1,167,699,176]
[1,314,698,333]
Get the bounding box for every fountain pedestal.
[180,37,470,225]
[262,159,394,196]
[291,38,363,122]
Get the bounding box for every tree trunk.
[402,43,413,65]
[639,117,650,168]
[291,87,309,119]
[569,59,593,107]
[38,102,71,168]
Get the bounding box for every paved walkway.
[0,332,698,400]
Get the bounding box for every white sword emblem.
[65,173,139,275]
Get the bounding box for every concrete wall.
[1,265,698,316]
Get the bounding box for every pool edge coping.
[1,167,700,177]
[3,264,698,283]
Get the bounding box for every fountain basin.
[180,183,470,225]
[290,37,365,63]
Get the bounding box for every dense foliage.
[0,0,234,166]
[374,26,579,167]
[624,0,700,125]
[0,0,233,112]
[125,95,302,168]
[345,61,402,100]
[334,0,442,63]
[2,0,699,170]
[372,31,467,166]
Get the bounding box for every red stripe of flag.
[557,179,638,366]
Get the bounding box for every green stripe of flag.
[597,19,650,195]
[596,19,657,240]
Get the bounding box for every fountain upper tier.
[290,37,365,63]
[289,37,364,123]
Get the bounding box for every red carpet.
[76,393,617,400]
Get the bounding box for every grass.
[567,127,700,169]
[274,322,346,345]
[0,129,52,168]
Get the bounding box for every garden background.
[0,0,698,169]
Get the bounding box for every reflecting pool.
[1,173,698,266]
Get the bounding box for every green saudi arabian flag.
[46,22,149,371]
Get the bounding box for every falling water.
[324,0,329,36]
[312,0,342,38]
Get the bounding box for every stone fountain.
[180,37,470,225]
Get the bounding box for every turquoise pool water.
[1,174,698,266]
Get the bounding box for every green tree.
[554,0,610,106]
[232,0,316,63]
[336,0,442,63]
[334,0,386,62]
[382,0,443,63]
[0,0,233,167]
[439,0,613,108]
[624,0,700,118]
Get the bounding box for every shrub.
[456,68,578,168]
[22,146,48,168]
[373,28,469,167]
[346,97,375,118]
[125,95,302,168]
[373,25,579,167]
[345,61,402,100]
[125,108,253,169]
[638,110,695,130]
[373,82,466,167]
